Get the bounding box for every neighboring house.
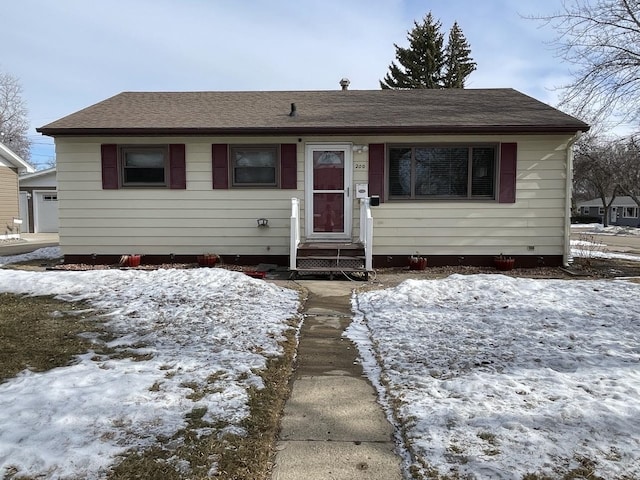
[577,196,640,227]
[0,141,34,239]
[36,87,589,270]
[18,167,58,233]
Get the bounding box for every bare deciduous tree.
[614,137,640,206]
[533,0,640,127]
[573,136,622,226]
[0,70,31,161]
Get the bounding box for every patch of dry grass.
[107,321,300,480]
[0,292,108,383]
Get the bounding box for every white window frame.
[622,206,638,218]
[120,145,168,187]
[230,145,279,188]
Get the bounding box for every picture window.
[388,145,497,200]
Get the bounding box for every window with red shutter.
[100,144,186,189]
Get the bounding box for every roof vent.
[289,102,297,117]
[339,78,350,91]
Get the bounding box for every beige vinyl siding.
[55,133,573,257]
[56,137,303,255]
[371,134,571,256]
[0,166,20,236]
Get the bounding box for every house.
[577,196,640,227]
[18,167,59,233]
[36,87,589,270]
[0,141,34,239]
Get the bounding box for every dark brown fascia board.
[36,124,589,137]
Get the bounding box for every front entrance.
[305,144,352,240]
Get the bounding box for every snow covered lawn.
[0,266,299,478]
[348,275,640,479]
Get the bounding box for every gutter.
[36,124,589,137]
[563,131,584,267]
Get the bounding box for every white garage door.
[34,191,59,233]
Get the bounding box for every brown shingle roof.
[37,88,589,136]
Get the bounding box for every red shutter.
[101,144,119,189]
[499,143,517,203]
[280,144,297,189]
[368,143,385,203]
[212,144,229,189]
[169,144,186,189]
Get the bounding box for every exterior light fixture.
[352,145,369,154]
[257,218,269,227]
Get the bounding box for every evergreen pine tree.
[380,13,445,89]
[443,22,476,88]
[380,13,475,90]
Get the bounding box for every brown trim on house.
[38,125,587,137]
[62,254,290,267]
[373,255,562,268]
[62,253,561,268]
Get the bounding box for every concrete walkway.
[272,280,402,480]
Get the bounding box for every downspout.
[563,131,583,267]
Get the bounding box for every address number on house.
[354,162,367,169]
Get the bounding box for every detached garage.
[19,167,58,233]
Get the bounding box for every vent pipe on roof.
[289,103,297,117]
[340,78,350,91]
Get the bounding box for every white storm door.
[305,144,352,240]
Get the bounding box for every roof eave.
[0,142,35,173]
[37,124,590,137]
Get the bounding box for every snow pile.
[570,239,640,262]
[348,275,640,479]
[0,268,299,479]
[0,246,61,266]
[572,224,640,236]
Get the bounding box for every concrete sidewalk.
[272,280,402,480]
[0,233,59,256]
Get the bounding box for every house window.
[121,146,168,186]
[598,207,604,215]
[623,206,638,218]
[581,206,590,215]
[388,145,496,199]
[43,194,58,201]
[230,146,278,187]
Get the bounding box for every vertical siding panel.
[212,144,228,189]
[499,143,517,203]
[100,144,119,189]
[280,143,297,189]
[368,143,385,203]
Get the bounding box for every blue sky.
[4,0,566,168]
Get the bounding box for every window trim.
[386,143,498,201]
[622,206,638,218]
[119,145,169,188]
[229,145,280,188]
